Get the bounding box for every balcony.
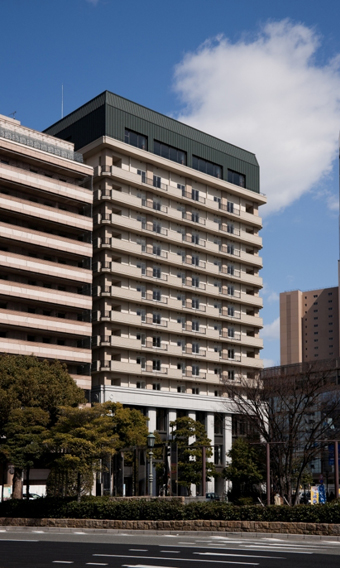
[182,190,206,205]
[141,221,168,237]
[182,211,206,225]
[183,258,206,269]
[142,364,168,375]
[141,199,168,214]
[182,234,206,247]
[142,268,168,282]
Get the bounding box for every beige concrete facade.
[280,287,339,365]
[0,114,93,391]
[79,136,266,400]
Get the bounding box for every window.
[137,309,146,322]
[192,365,200,376]
[214,445,223,465]
[153,201,161,211]
[153,267,161,279]
[153,360,161,371]
[228,328,234,338]
[153,313,161,324]
[192,343,199,354]
[192,276,199,288]
[153,383,161,391]
[177,385,185,393]
[192,387,200,395]
[228,370,234,380]
[192,320,199,332]
[192,212,199,223]
[192,255,199,266]
[177,183,185,191]
[153,222,161,234]
[154,140,186,165]
[193,155,222,179]
[228,349,234,359]
[191,233,199,245]
[153,336,161,348]
[228,306,234,317]
[192,298,199,310]
[227,223,234,234]
[192,189,199,201]
[153,290,161,301]
[227,202,234,214]
[153,245,161,256]
[227,265,234,275]
[153,175,161,188]
[228,285,234,296]
[227,170,245,188]
[137,169,146,183]
[137,357,146,370]
[125,129,147,150]
[227,244,234,255]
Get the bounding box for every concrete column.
[167,410,177,438]
[206,413,215,493]
[224,414,233,496]
[188,411,196,496]
[147,408,157,433]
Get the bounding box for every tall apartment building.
[0,114,93,392]
[280,287,339,365]
[46,91,266,494]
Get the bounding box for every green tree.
[45,402,149,499]
[170,416,215,496]
[0,355,85,498]
[45,403,119,501]
[223,438,264,503]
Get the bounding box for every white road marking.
[240,548,313,555]
[160,550,180,553]
[123,565,177,568]
[129,549,148,552]
[33,530,45,533]
[52,562,74,565]
[93,554,259,565]
[194,552,285,559]
[86,564,108,566]
[74,531,86,534]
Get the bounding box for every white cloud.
[173,20,340,215]
[261,317,280,340]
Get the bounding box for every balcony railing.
[141,199,168,214]
[220,265,241,278]
[145,291,168,304]
[141,221,168,237]
[182,234,206,247]
[182,190,206,205]
[182,211,206,225]
[219,202,240,216]
[143,316,168,327]
[183,258,206,269]
[142,268,168,282]
[142,364,168,375]
[142,340,168,351]
[219,244,241,257]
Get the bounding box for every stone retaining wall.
[1,518,340,535]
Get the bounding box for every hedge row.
[1,497,340,523]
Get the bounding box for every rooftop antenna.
[9,111,17,119]
[61,84,64,119]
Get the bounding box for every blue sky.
[2,0,340,366]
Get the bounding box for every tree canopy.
[170,416,215,495]
[0,355,85,498]
[224,360,340,505]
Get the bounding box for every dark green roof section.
[45,91,260,193]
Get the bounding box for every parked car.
[206,492,220,501]
[22,493,41,500]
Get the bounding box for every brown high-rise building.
[0,113,93,392]
[280,287,339,365]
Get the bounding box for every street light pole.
[147,433,155,497]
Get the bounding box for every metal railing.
[0,126,83,163]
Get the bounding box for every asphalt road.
[1,529,340,568]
